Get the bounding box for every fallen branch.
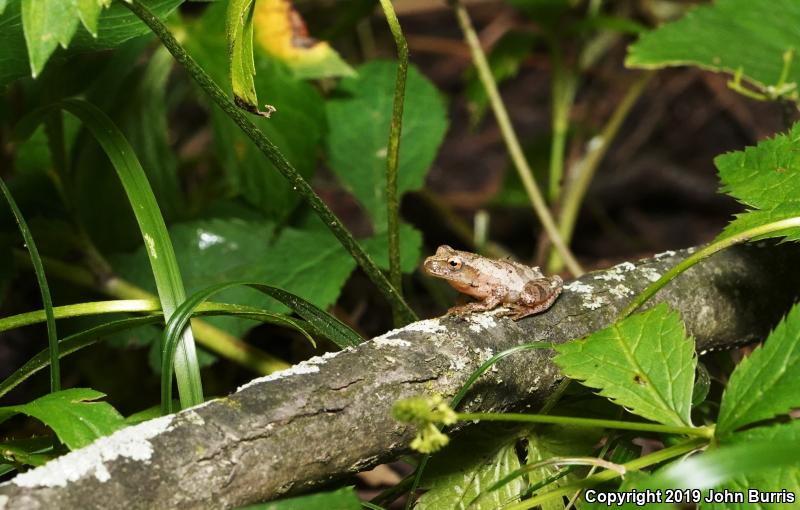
[1,244,798,509]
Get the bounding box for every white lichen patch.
[639,266,662,282]
[608,284,634,299]
[582,295,607,310]
[565,281,594,294]
[593,270,626,282]
[402,319,446,335]
[373,337,412,348]
[13,415,174,488]
[237,363,320,392]
[654,250,676,259]
[613,261,636,272]
[466,313,498,333]
[180,409,205,427]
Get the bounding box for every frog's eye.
[447,257,462,270]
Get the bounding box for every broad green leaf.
[186,4,325,221]
[238,486,360,510]
[523,426,603,510]
[416,426,525,510]
[326,60,448,230]
[716,303,800,436]
[253,0,354,80]
[701,421,800,510]
[714,122,800,242]
[0,0,183,86]
[554,304,696,427]
[627,0,800,100]
[0,389,125,450]
[0,0,6,16]
[21,0,80,77]
[0,437,54,468]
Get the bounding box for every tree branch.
[1,244,798,509]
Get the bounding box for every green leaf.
[0,389,125,450]
[0,0,7,16]
[15,99,204,410]
[701,421,800,510]
[713,122,800,242]
[186,5,325,220]
[716,303,800,436]
[416,426,525,510]
[523,426,603,510]
[0,175,60,394]
[1,0,182,85]
[554,304,696,427]
[226,0,273,117]
[0,437,54,468]
[626,0,800,100]
[160,280,362,412]
[75,0,104,37]
[111,219,355,338]
[325,60,448,230]
[21,0,80,77]
[237,486,361,510]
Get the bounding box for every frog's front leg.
[447,288,505,316]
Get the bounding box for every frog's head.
[423,245,466,280]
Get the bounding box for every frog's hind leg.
[512,279,563,320]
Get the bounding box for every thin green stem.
[451,0,584,277]
[122,0,417,325]
[548,44,577,202]
[378,0,409,327]
[618,216,800,319]
[549,71,653,272]
[0,180,60,393]
[502,437,708,510]
[456,412,714,437]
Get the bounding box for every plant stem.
[451,0,584,277]
[548,44,577,202]
[12,250,289,374]
[456,412,713,437]
[503,437,708,510]
[122,0,417,325]
[548,71,653,272]
[378,0,409,327]
[618,216,800,319]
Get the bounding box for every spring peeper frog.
[423,245,563,320]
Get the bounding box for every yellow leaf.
[253,0,355,80]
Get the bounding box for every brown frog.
[423,245,563,320]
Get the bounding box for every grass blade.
[0,179,60,393]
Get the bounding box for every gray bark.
[0,244,798,510]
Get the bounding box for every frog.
[423,245,563,320]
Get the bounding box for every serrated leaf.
[714,122,800,242]
[253,0,354,80]
[416,426,525,510]
[2,0,180,85]
[626,0,800,99]
[701,421,800,510]
[0,389,125,450]
[716,303,800,436]
[21,0,80,77]
[554,304,696,427]
[326,60,448,230]
[75,0,104,37]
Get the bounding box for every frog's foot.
[505,304,539,321]
[446,301,499,316]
